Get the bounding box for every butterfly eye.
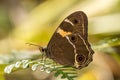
[41,48,45,52]
[76,55,86,63]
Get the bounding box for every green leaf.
[70,76,78,78]
[54,70,61,77]
[53,67,77,80]
[61,75,66,79]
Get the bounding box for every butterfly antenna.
[26,43,45,52]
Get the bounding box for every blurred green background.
[0,0,120,80]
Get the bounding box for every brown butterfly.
[32,11,94,69]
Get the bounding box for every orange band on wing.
[57,28,71,37]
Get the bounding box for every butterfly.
[32,11,94,69]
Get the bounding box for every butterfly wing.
[45,11,94,69]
